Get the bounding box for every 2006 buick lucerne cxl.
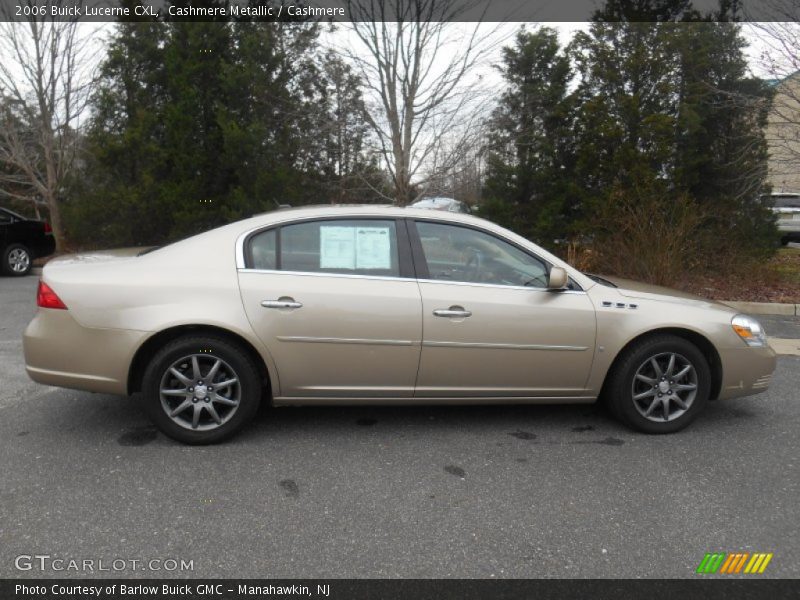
[23,206,776,443]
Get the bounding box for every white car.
[767,193,800,245]
[410,197,471,213]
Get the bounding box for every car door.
[0,209,10,249]
[410,219,596,398]
[238,217,422,399]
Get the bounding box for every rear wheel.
[2,244,32,276]
[606,335,710,434]
[141,335,262,444]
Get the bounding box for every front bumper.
[23,308,146,395]
[716,345,777,400]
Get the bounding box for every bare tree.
[750,6,800,192]
[340,0,501,205]
[0,2,97,250]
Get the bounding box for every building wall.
[767,73,800,193]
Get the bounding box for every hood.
[598,275,733,311]
[45,247,151,268]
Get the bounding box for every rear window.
[771,195,800,209]
[247,219,401,277]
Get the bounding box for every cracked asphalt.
[1,275,798,579]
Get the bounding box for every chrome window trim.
[237,267,415,283]
[416,277,587,295]
[238,267,587,294]
[236,214,587,294]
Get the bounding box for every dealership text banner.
[0,0,796,22]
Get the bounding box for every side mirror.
[548,266,568,290]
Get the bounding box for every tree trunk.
[44,190,65,252]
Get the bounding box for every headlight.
[731,315,767,347]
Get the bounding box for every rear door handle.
[433,306,472,318]
[261,297,303,309]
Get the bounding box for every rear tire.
[2,243,32,276]
[141,335,262,444]
[606,335,710,434]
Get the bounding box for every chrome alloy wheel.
[159,354,241,431]
[631,352,698,422]
[8,247,30,273]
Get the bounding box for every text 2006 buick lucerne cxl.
[23,206,776,443]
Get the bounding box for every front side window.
[415,221,549,288]
[246,219,401,277]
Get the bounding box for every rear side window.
[247,219,401,277]
[772,195,800,209]
[249,229,277,270]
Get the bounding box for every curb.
[722,301,798,316]
[31,267,43,276]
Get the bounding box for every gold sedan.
[23,206,776,443]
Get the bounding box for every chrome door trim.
[276,336,417,346]
[422,341,589,351]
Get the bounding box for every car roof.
[243,204,485,229]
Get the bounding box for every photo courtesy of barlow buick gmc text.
[0,1,798,599]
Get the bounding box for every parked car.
[410,197,471,213]
[0,207,56,276]
[765,192,800,245]
[23,206,775,444]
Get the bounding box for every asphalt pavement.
[1,274,798,579]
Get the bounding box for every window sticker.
[320,226,356,269]
[355,227,392,269]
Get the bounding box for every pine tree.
[482,27,578,246]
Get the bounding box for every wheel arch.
[127,324,274,399]
[601,327,723,401]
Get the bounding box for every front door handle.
[433,306,472,318]
[261,297,303,309]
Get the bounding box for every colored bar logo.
[696,552,773,574]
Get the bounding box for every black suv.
[0,207,56,276]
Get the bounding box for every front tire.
[606,335,711,434]
[141,335,262,444]
[2,243,32,276]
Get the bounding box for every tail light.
[37,281,67,309]
[43,221,52,234]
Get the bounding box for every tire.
[606,334,710,434]
[2,243,32,276]
[141,335,262,444]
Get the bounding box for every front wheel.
[141,335,262,444]
[2,244,32,276]
[606,335,711,434]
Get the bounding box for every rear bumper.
[23,308,145,395]
[717,345,777,400]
